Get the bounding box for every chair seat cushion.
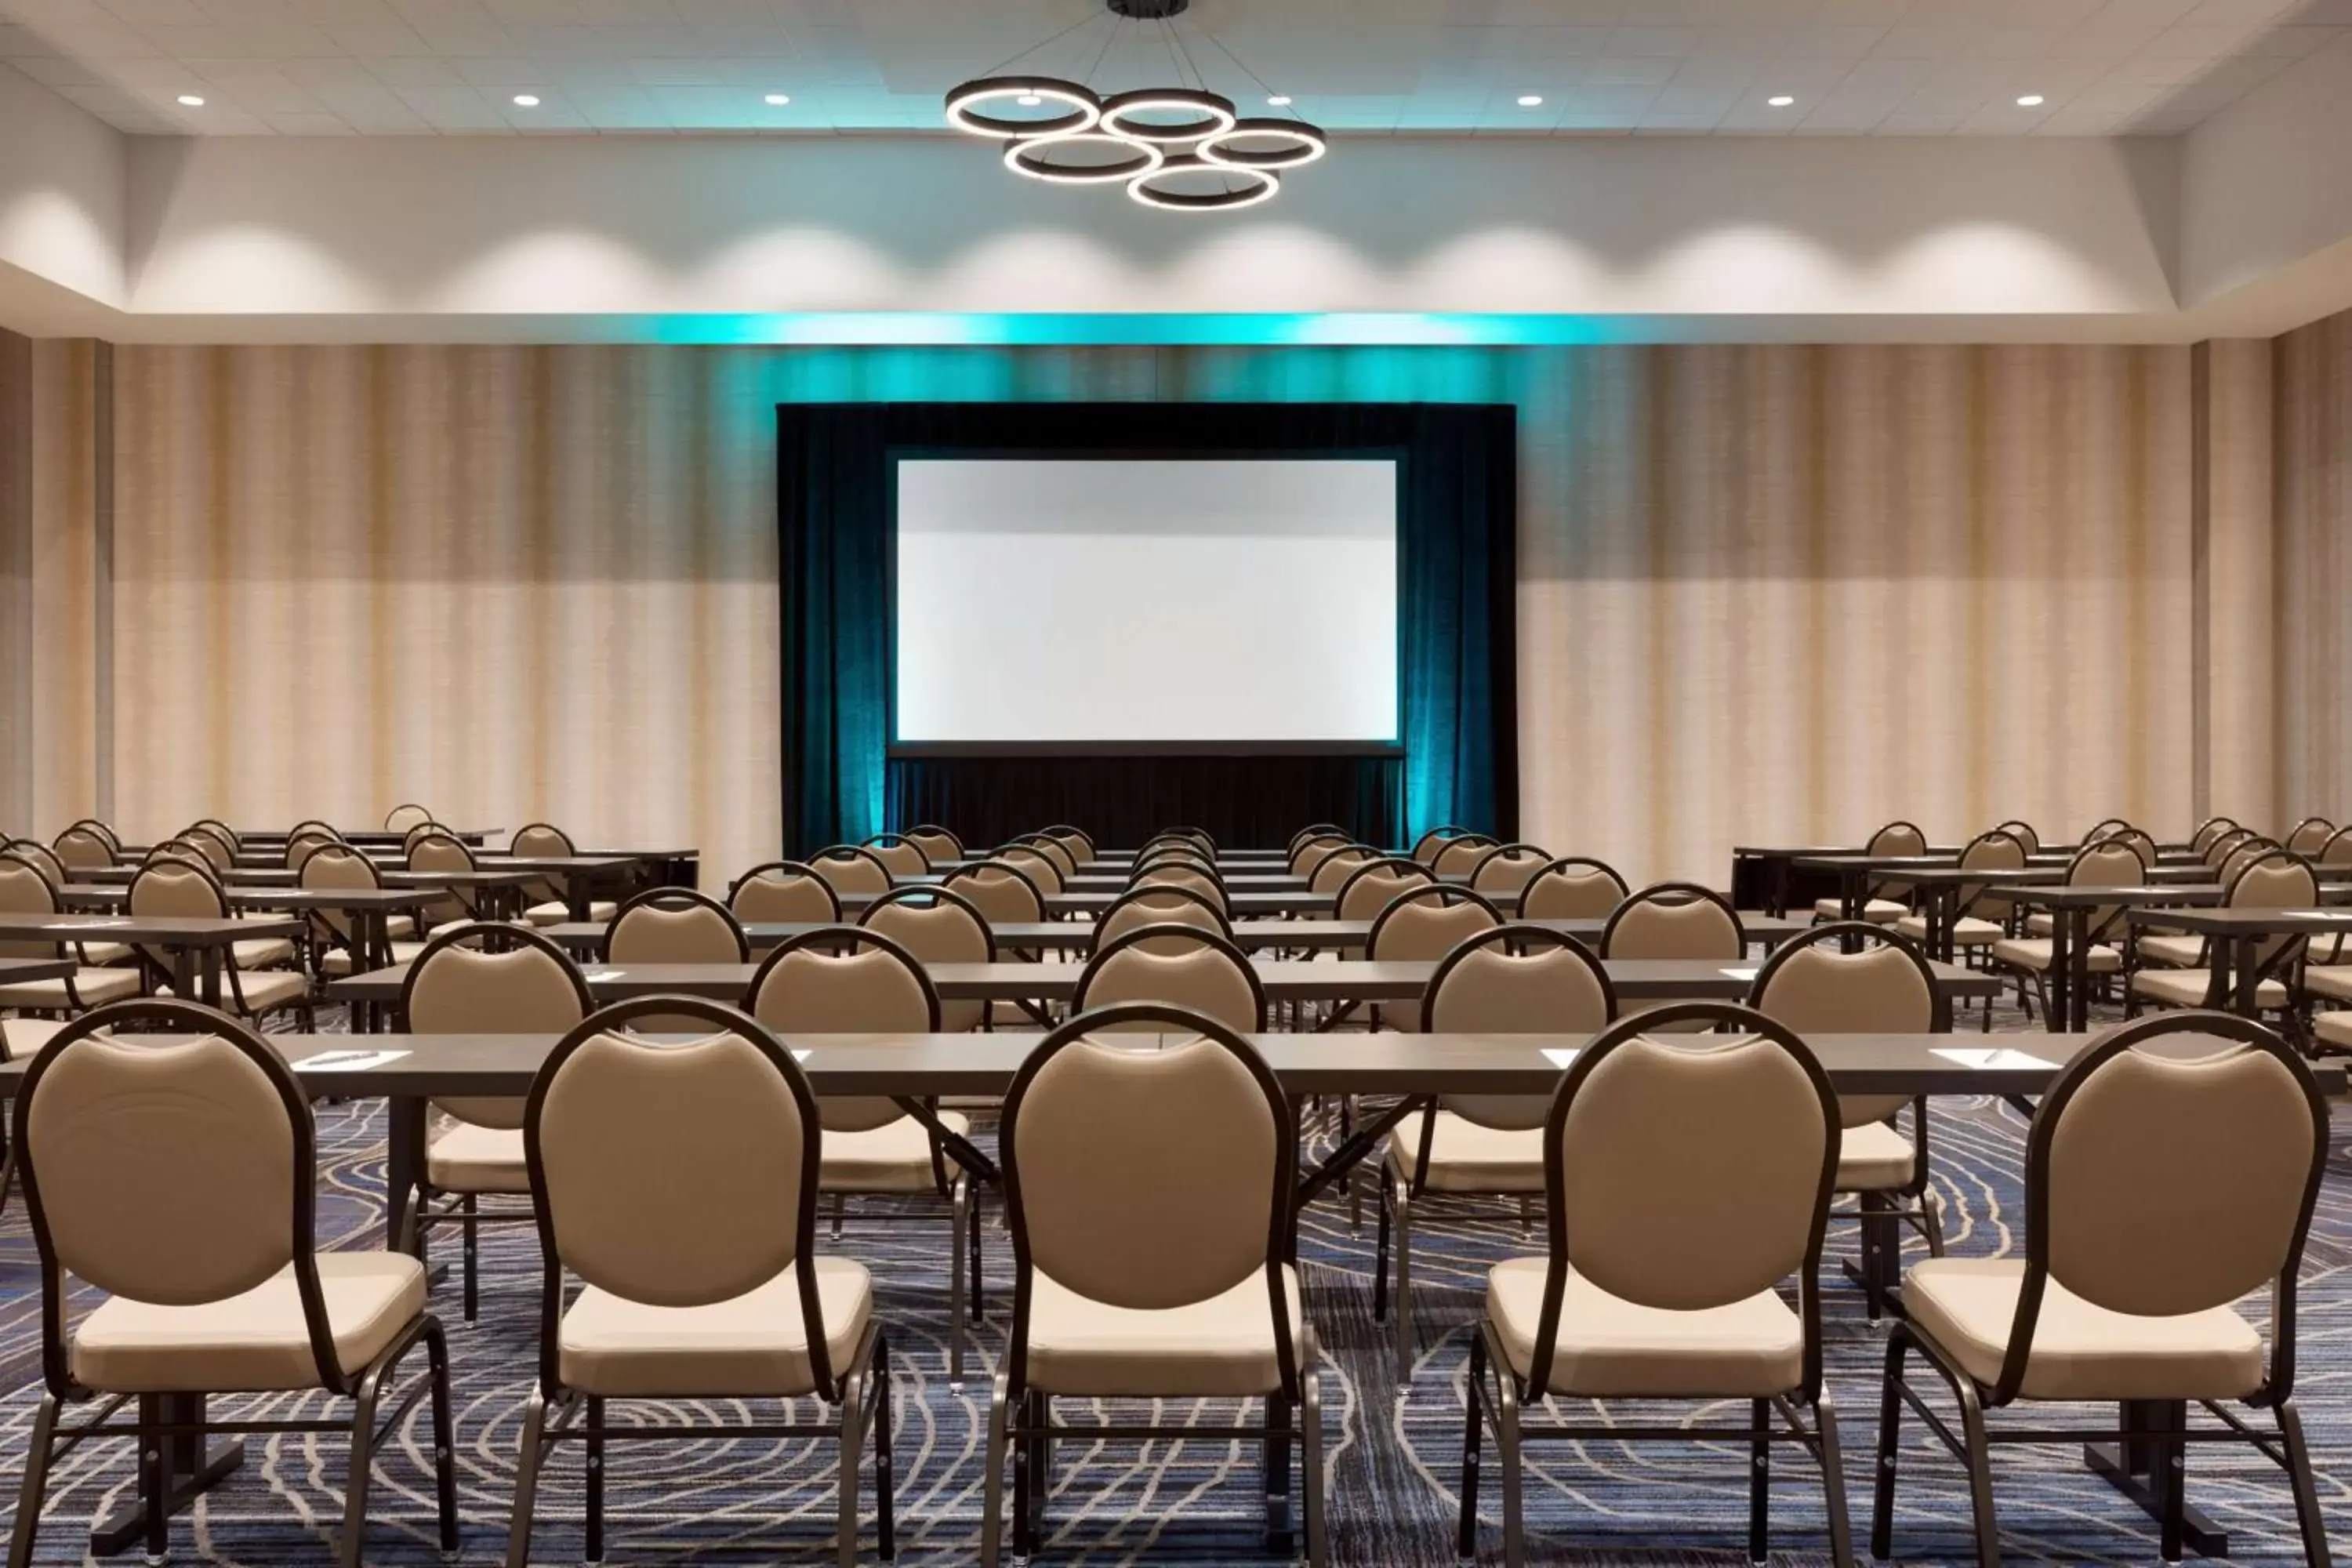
[1892,915,2002,946]
[2026,912,2055,938]
[232,937,296,970]
[2130,969,2288,1010]
[74,941,133,967]
[319,940,428,976]
[162,968,307,1016]
[819,1110,971,1194]
[1385,1109,1544,1193]
[2133,934,2208,969]
[0,1016,66,1061]
[71,1253,426,1394]
[526,900,619,927]
[2303,965,2352,1002]
[427,1121,531,1193]
[1486,1255,1800,1398]
[2316,1010,2352,1049]
[1904,1257,2263,1401]
[0,967,142,1011]
[1025,1264,1302,1398]
[1838,1120,1917,1192]
[1991,938,2121,975]
[559,1256,872,1399]
[386,915,417,939]
[1813,898,1907,923]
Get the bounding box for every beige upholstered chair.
[1467,843,1549,898]
[1134,845,1218,881]
[306,843,426,978]
[285,830,339,872]
[859,884,994,1032]
[606,887,748,964]
[384,803,435,833]
[1095,886,1231,953]
[1381,926,1616,1379]
[1290,823,1345,853]
[1131,862,1226,913]
[996,844,1065,895]
[1894,828,2027,956]
[1600,882,1744,959]
[1334,856,1437,924]
[512,822,620,928]
[405,829,485,933]
[903,825,964,865]
[1366,884,1504,1030]
[398,924,593,1320]
[808,844,893,900]
[1517,856,1628,920]
[1994,818,2041,854]
[2189,816,2240,855]
[0,859,141,1015]
[1987,840,2143,1022]
[2085,816,2135,844]
[861,833,932,878]
[749,928,982,1381]
[2316,825,2352,868]
[1071,925,1266,1034]
[1813,818,1926,923]
[64,817,120,854]
[178,826,235,873]
[730,860,842,924]
[9,999,456,1568]
[1431,833,1500,877]
[1875,1012,2331,1568]
[1308,844,1378,896]
[1410,826,1479,866]
[982,1003,1324,1567]
[1015,834,1077,881]
[2128,852,2318,1021]
[1749,925,1947,1319]
[1460,1001,1851,1568]
[2,840,68,890]
[1042,825,1094,867]
[129,862,310,1025]
[506,996,891,1568]
[2283,817,2334,857]
[1290,833,1352,878]
[49,826,113,873]
[945,860,1048,929]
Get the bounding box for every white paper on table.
[48,918,129,929]
[1932,1047,2058,1071]
[294,1048,410,1073]
[1541,1047,1579,1069]
[580,968,625,981]
[793,1049,811,1062]
[1720,966,1760,981]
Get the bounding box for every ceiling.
[2,0,2345,138]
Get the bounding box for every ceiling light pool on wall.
[945,0,1326,212]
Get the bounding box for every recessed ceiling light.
[1016,93,1042,106]
[511,93,539,107]
[2016,93,2044,107]
[1516,94,1544,107]
[1766,94,1795,107]
[764,93,790,105]
[1267,94,1291,106]
[176,93,205,107]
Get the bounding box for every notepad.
[294,1048,409,1073]
[1720,967,1759,981]
[1541,1047,1579,1069]
[581,968,624,981]
[793,1049,811,1062]
[1932,1047,2058,1071]
[47,918,129,929]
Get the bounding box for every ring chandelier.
[944,0,1327,213]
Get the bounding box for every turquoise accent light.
[648,312,1622,347]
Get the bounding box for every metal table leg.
[88,1394,244,1557]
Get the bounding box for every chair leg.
[1392,1181,1414,1381]
[140,1393,169,1564]
[584,1396,605,1564]
[873,1333,896,1563]
[1871,1329,1907,1562]
[1955,1373,2003,1568]
[980,1374,1010,1568]
[1371,1182,1391,1321]
[2156,1399,2187,1563]
[1749,1396,1771,1563]
[2277,1398,2332,1568]
[1300,1345,1327,1568]
[1458,1329,1484,1560]
[425,1319,459,1555]
[338,1351,385,1568]
[504,1391,549,1568]
[968,1185,985,1327]
[837,1353,867,1568]
[949,1175,969,1387]
[7,1392,56,1568]
[1813,1392,1857,1568]
[461,1195,479,1323]
[1922,1188,1947,1258]
[1494,1338,1526,1568]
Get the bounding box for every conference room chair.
[1380,926,1616,1381]
[1811,818,1926,924]
[1,844,92,950]
[177,825,235,874]
[1601,882,1746,960]
[1133,851,1221,891]
[2128,851,2318,1026]
[1040,824,1095,866]
[1466,843,1550,898]
[1070,924,1267,1033]
[140,838,212,875]
[1987,838,2143,1021]
[1893,828,2027,971]
[902,824,964,865]
[8,1000,457,1568]
[1874,1011,2331,1568]
[1290,832,1352,878]
[1308,844,1379,897]
[384,803,435,833]
[1748,926,1947,1319]
[731,859,843,924]
[1131,859,1229,910]
[1517,855,1629,920]
[129,860,311,1025]
[996,843,1066,895]
[2190,815,2241,855]
[749,927,980,1381]
[1410,825,1479,866]
[1334,855,1437,924]
[402,820,453,858]
[49,823,113,873]
[188,818,239,852]
[398,924,594,1321]
[2084,816,2136,844]
[1994,818,2042,855]
[505,996,891,1568]
[285,829,339,872]
[808,844,895,902]
[511,822,622,928]
[307,843,426,978]
[1431,834,1501,878]
[1367,884,1505,1029]
[2024,826,2154,940]
[606,886,749,964]
[2284,816,2335,856]
[407,829,488,932]
[289,817,343,840]
[1014,833,1078,882]
[944,859,1049,931]
[1095,884,1232,952]
[1135,838,1216,869]
[0,859,141,1015]
[1459,1001,1853,1568]
[1160,826,1218,855]
[64,816,121,856]
[981,1002,1325,1568]
[860,884,994,1031]
[2203,825,2259,868]
[860,833,931,878]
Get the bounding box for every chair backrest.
[1749,923,1941,1126]
[1467,843,1549,896]
[189,818,238,853]
[2322,825,2352,868]
[2190,816,2239,855]
[1289,833,1352,877]
[996,844,1065,894]
[511,822,575,858]
[1071,925,1266,1034]
[607,887,749,964]
[1410,826,1478,866]
[2005,1013,2323,1404]
[1332,856,1436,922]
[1015,834,1076,880]
[1289,823,1344,852]
[400,924,593,1127]
[748,927,941,1131]
[179,826,234,872]
[2085,818,2133,844]
[2224,851,2322,970]
[2219,837,2281,885]
[862,835,931,877]
[1525,1002,1837,1399]
[2062,839,2146,942]
[129,858,227,919]
[1994,818,2041,855]
[902,825,964,864]
[858,885,993,1031]
[1422,926,1616,1135]
[1517,856,1629,920]
[143,840,214,877]
[524,996,842,1397]
[807,844,892,898]
[943,860,1047,926]
[289,818,342,843]
[1366,884,1504,964]
[1134,846,1217,880]
[2283,817,2334,857]
[2112,827,2158,870]
[384,803,434,832]
[1600,882,1744,959]
[0,858,64,960]
[51,826,114,872]
[1308,844,1379,895]
[403,821,450,855]
[67,818,120,853]
[1043,826,1094,866]
[2204,825,2256,866]
[1955,828,2029,924]
[1095,886,1231,953]
[999,1003,1298,1399]
[16,1001,338,1393]
[284,831,338,872]
[6,840,68,887]
[1430,833,1500,877]
[730,861,841,924]
[300,841,385,946]
[1862,819,1928,903]
[407,829,475,873]
[1128,862,1228,913]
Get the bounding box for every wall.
[7,339,2219,888]
[0,64,125,310]
[2275,304,2352,820]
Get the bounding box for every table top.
[0,912,306,946]
[2122,906,2352,935]
[1993,881,2233,908]
[0,955,78,984]
[80,865,543,891]
[5,1026,2322,1100]
[56,884,423,912]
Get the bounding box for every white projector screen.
[894,458,1399,745]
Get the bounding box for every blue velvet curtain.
[777,401,1516,855]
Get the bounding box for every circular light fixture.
[1127,153,1279,212]
[946,75,1100,139]
[177,93,205,107]
[1199,117,1327,170]
[1100,87,1236,143]
[2016,93,2044,107]
[1767,94,1795,107]
[764,93,790,105]
[1005,129,1163,183]
[1516,94,1544,107]
[512,93,539,107]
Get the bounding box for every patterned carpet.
[1,997,2348,1566]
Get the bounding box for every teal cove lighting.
[644,314,1628,347]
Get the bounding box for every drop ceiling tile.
[319,18,431,50]
[361,50,456,81]
[1583,53,1679,82]
[262,105,345,126]
[450,52,539,83]
[4,48,100,78]
[1603,25,1702,55]
[1780,24,1888,56]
